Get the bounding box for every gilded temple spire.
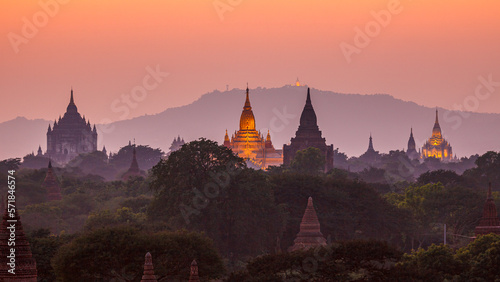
[239,85,256,131]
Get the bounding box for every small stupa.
[288,197,327,251]
[475,183,500,237]
[140,252,157,282]
[188,259,200,282]
[42,160,62,201]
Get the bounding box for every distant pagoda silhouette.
[283,88,333,172]
[188,259,200,282]
[168,136,185,155]
[0,204,37,280]
[359,134,380,164]
[475,183,500,237]
[122,145,143,181]
[140,252,157,282]
[289,197,327,251]
[46,89,97,164]
[42,160,62,201]
[406,128,420,160]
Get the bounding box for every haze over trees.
[2,86,500,160]
[1,139,500,280]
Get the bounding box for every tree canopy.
[52,226,225,281]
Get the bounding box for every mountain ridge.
[1,85,498,160]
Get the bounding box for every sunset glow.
[1,1,499,124]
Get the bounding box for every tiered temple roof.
[122,145,143,180]
[46,89,98,164]
[359,134,380,163]
[188,259,200,282]
[475,183,500,237]
[169,136,185,154]
[42,161,62,201]
[406,128,419,160]
[421,110,454,161]
[224,86,282,168]
[0,205,37,280]
[288,197,327,251]
[283,88,333,172]
[140,252,157,282]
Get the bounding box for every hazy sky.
[1,0,499,124]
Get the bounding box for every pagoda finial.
[239,85,256,130]
[244,85,251,108]
[70,88,74,105]
[368,134,374,151]
[488,182,493,199]
[298,88,318,130]
[66,88,77,112]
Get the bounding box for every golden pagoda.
[224,86,282,168]
[421,109,454,161]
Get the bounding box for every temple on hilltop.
[140,252,157,282]
[224,86,283,168]
[406,128,420,160]
[475,183,500,237]
[46,89,98,164]
[421,110,454,161]
[359,134,380,164]
[122,145,144,180]
[283,88,334,172]
[0,204,37,280]
[289,197,327,252]
[42,160,62,201]
[294,78,301,87]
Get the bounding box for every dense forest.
[1,140,500,281]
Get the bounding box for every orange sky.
[1,0,499,124]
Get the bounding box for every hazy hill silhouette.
[1,85,498,161]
